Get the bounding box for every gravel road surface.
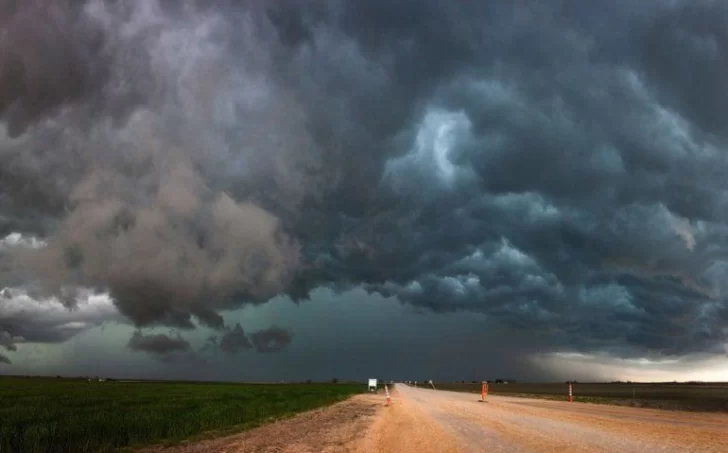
[396,385,728,452]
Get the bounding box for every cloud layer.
[127,331,191,355]
[203,323,291,355]
[218,324,252,354]
[2,0,728,372]
[0,287,118,353]
[250,326,293,354]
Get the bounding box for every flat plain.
[5,378,728,453]
[0,376,362,453]
[137,384,728,453]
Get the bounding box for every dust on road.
[145,385,728,452]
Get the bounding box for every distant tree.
[331,378,338,384]
[306,379,312,384]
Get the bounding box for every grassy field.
[0,377,364,453]
[422,382,728,412]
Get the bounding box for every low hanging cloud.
[3,0,728,372]
[0,330,18,352]
[250,326,293,354]
[127,331,191,356]
[0,353,10,365]
[0,286,119,353]
[205,323,290,355]
[219,324,252,354]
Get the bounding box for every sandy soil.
[144,385,728,453]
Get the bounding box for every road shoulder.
[141,393,382,453]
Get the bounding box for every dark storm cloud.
[0,0,305,329]
[287,0,728,359]
[218,323,252,354]
[2,0,728,367]
[0,0,109,138]
[641,1,728,141]
[0,329,16,351]
[0,353,10,364]
[127,331,191,355]
[251,326,292,353]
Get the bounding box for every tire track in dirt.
[356,387,467,453]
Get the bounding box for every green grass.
[0,377,363,453]
[424,382,728,412]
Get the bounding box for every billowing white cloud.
[0,232,47,250]
[0,287,120,355]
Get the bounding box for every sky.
[2,0,728,382]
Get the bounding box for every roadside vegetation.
[0,376,363,453]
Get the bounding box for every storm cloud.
[0,287,119,353]
[218,323,252,354]
[1,0,728,377]
[127,331,191,356]
[0,0,109,138]
[0,330,17,352]
[250,326,292,354]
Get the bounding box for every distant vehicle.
[368,378,378,392]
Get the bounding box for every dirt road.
[395,385,728,452]
[148,384,728,452]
